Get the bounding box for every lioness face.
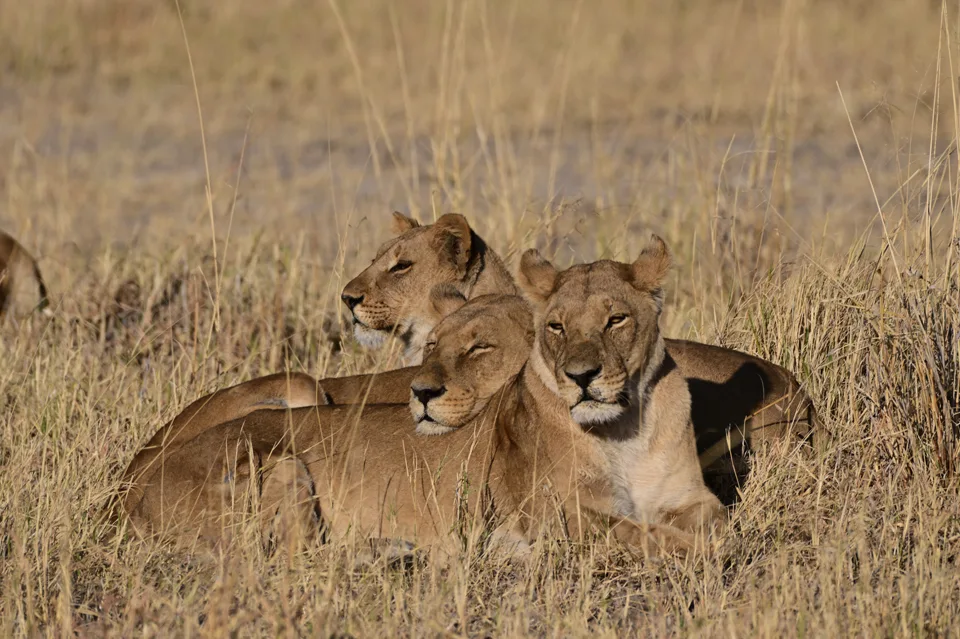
[340,212,477,361]
[409,291,534,435]
[518,236,671,427]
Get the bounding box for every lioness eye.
[547,321,564,334]
[467,343,493,355]
[390,260,413,274]
[606,314,627,329]
[424,340,437,354]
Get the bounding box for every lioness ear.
[429,283,468,319]
[391,211,421,235]
[517,249,558,305]
[630,234,671,293]
[433,213,473,271]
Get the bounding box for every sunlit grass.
[0,0,958,636]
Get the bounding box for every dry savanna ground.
[0,0,958,636]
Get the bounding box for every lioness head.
[517,235,671,428]
[341,212,486,361]
[408,288,534,435]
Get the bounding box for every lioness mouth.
[352,316,400,335]
[572,391,630,409]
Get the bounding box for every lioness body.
[124,292,533,545]
[119,368,416,513]
[0,231,50,320]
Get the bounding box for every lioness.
[340,211,519,363]
[126,290,697,555]
[513,237,726,531]
[0,231,50,320]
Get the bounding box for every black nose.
[412,384,446,406]
[341,292,364,311]
[564,366,602,391]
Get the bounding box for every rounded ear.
[428,283,468,319]
[391,211,421,235]
[517,249,558,305]
[630,234,671,292]
[432,213,473,270]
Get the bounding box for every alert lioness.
[516,237,726,531]
[126,290,695,555]
[0,231,50,320]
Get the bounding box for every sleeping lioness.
[0,230,50,320]
[125,290,698,555]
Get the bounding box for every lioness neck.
[494,360,611,488]
[466,235,520,298]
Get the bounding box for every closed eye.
[424,340,438,355]
[467,343,494,356]
[606,314,628,329]
[547,321,564,334]
[390,260,413,274]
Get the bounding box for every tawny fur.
[0,231,50,320]
[122,212,816,517]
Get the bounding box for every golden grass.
[1,0,959,635]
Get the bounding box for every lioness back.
[666,339,818,502]
[119,371,327,517]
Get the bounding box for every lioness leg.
[555,494,695,557]
[129,436,261,546]
[121,372,324,517]
[259,457,323,553]
[660,491,727,540]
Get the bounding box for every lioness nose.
[412,383,446,406]
[341,292,364,311]
[564,365,602,390]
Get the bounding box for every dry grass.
[1,0,958,636]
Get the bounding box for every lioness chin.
[125,291,693,557]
